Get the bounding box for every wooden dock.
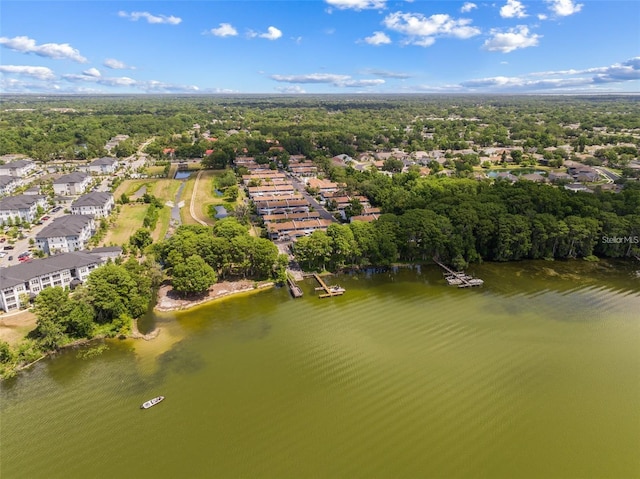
[287,275,303,298]
[313,273,345,298]
[432,257,484,288]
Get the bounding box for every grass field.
[114,178,182,203]
[101,204,148,246]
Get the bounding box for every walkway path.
[190,170,210,226]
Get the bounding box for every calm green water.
[1,261,639,479]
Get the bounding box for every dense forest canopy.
[2,95,639,162]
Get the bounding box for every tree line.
[294,172,640,272]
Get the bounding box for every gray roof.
[90,157,118,166]
[36,215,93,239]
[0,159,35,169]
[72,192,113,207]
[0,176,19,187]
[53,172,90,184]
[0,251,101,290]
[0,194,45,210]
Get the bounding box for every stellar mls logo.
[601,235,640,244]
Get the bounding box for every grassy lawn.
[101,204,148,246]
[113,178,182,203]
[153,206,172,242]
[180,176,198,225]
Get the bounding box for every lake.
[1,260,639,478]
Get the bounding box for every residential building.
[0,176,21,196]
[53,172,92,196]
[0,252,103,312]
[88,157,119,174]
[0,195,47,224]
[36,215,95,254]
[71,192,115,218]
[0,159,36,178]
[266,218,332,241]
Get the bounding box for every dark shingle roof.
[0,195,45,210]
[90,157,117,166]
[53,172,90,184]
[0,159,35,169]
[36,215,93,239]
[0,251,100,290]
[71,192,113,207]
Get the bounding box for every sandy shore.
[154,279,274,312]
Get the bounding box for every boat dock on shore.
[433,257,484,288]
[287,275,304,298]
[313,273,345,298]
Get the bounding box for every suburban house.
[36,214,95,254]
[53,172,92,196]
[88,157,119,174]
[0,176,22,196]
[266,218,332,241]
[0,251,103,312]
[0,195,47,224]
[0,159,36,178]
[71,192,115,218]
[255,198,310,216]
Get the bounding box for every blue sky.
[1,0,638,94]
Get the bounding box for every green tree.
[172,255,217,295]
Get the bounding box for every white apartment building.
[36,215,95,255]
[0,159,37,178]
[0,176,22,196]
[0,252,103,312]
[88,157,119,175]
[71,192,115,218]
[53,172,92,196]
[0,195,47,224]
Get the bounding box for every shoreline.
[154,279,275,313]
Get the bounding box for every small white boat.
[140,396,165,409]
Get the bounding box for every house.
[521,173,546,183]
[88,157,119,174]
[0,251,103,312]
[548,171,572,183]
[255,198,310,216]
[0,176,21,196]
[71,192,115,218]
[53,172,92,196]
[306,178,339,195]
[0,195,47,224]
[564,183,591,193]
[0,159,36,178]
[36,215,95,254]
[266,218,332,241]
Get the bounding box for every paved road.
[594,166,620,183]
[287,173,337,222]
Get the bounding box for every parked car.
[8,256,13,260]
[4,245,14,250]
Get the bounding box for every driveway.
[287,174,336,222]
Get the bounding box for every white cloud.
[0,36,87,62]
[270,72,384,88]
[209,23,238,37]
[538,13,548,20]
[61,71,199,92]
[362,68,411,79]
[0,65,55,80]
[364,31,392,45]
[460,57,640,91]
[260,26,283,40]
[275,85,306,93]
[500,0,527,18]
[82,67,101,77]
[325,0,386,11]
[118,11,182,25]
[271,73,351,84]
[461,2,477,13]
[546,0,583,16]
[383,11,481,47]
[483,25,541,53]
[103,58,134,70]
